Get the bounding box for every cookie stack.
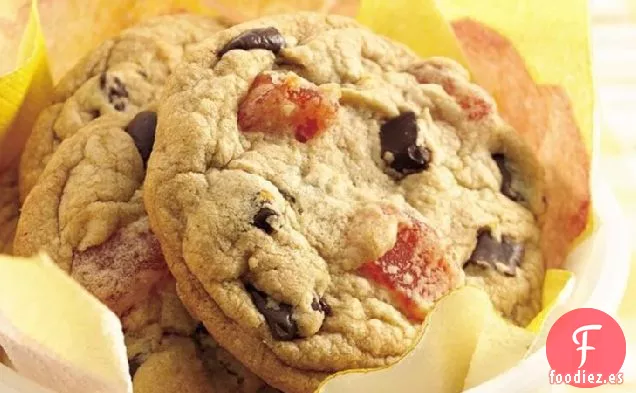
[14,11,546,393]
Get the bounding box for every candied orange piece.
[358,217,460,321]
[238,73,339,142]
[411,61,492,122]
[72,228,170,316]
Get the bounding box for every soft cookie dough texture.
[144,12,547,393]
[19,13,228,203]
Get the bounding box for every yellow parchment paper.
[0,0,592,392]
[440,0,593,149]
[0,0,51,171]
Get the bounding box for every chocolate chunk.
[492,153,524,202]
[380,112,431,176]
[218,27,285,57]
[100,73,129,111]
[312,297,332,316]
[320,299,333,316]
[125,111,157,166]
[246,284,298,341]
[253,207,278,235]
[111,77,129,98]
[466,230,524,276]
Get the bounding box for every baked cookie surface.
[13,112,277,393]
[144,13,546,393]
[19,13,227,203]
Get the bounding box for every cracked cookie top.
[144,13,546,392]
[19,14,227,203]
[13,112,278,393]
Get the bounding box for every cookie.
[13,112,277,393]
[131,336,218,393]
[127,282,278,393]
[144,13,547,392]
[18,13,228,203]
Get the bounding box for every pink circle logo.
[546,308,626,387]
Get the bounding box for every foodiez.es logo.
[546,308,626,387]
[573,324,602,369]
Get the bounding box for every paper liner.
[318,286,536,393]
[0,0,52,171]
[0,253,130,393]
[0,0,594,391]
[200,0,331,24]
[440,0,593,150]
[0,0,216,83]
[1,363,57,393]
[356,0,469,70]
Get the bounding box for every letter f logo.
[572,324,602,368]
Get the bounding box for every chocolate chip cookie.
[144,13,546,393]
[13,112,278,393]
[18,13,228,203]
